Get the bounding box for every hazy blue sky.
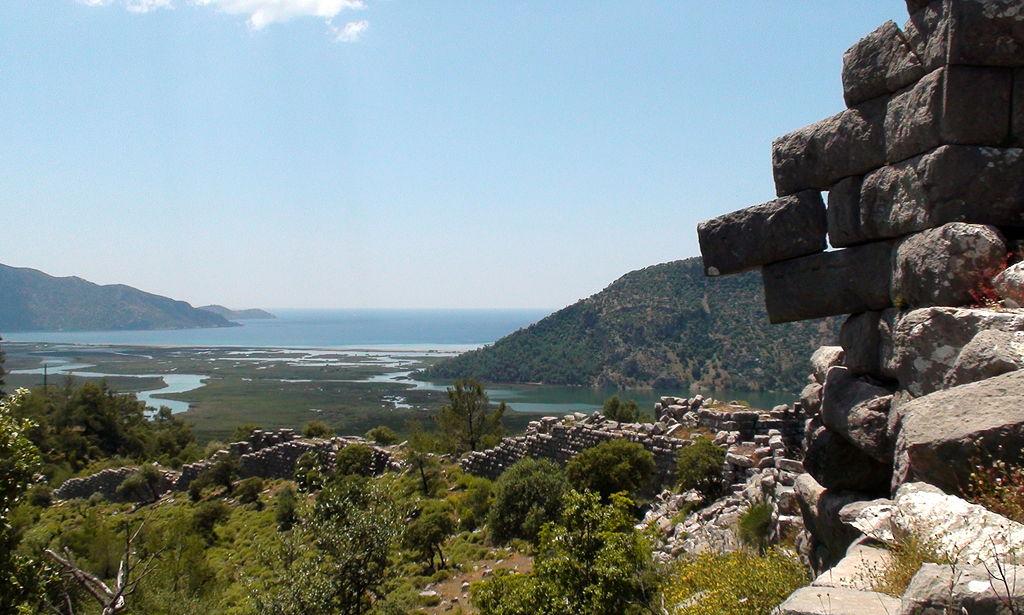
[1,1,906,309]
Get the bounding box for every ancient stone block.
[944,329,1023,389]
[830,146,1024,248]
[895,370,1024,492]
[885,66,1012,165]
[891,223,1007,309]
[820,366,894,463]
[994,261,1024,306]
[905,0,1024,71]
[843,20,925,107]
[776,586,901,615]
[763,241,893,324]
[840,311,883,376]
[902,563,1024,614]
[697,191,826,276]
[811,346,845,384]
[804,422,891,493]
[772,99,886,197]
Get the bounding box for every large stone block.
[772,99,886,197]
[895,370,1024,493]
[804,422,891,493]
[776,586,901,615]
[995,261,1024,306]
[891,223,1007,309]
[829,146,1024,248]
[901,563,1024,614]
[843,20,925,107]
[884,307,1024,396]
[821,366,895,464]
[794,473,867,570]
[697,191,826,276]
[884,66,1012,165]
[905,0,1024,71]
[763,241,893,324]
[840,311,883,376]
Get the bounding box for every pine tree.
[435,379,505,454]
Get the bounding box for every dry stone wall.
[53,466,176,502]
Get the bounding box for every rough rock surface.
[900,562,1024,615]
[794,473,872,569]
[842,20,924,107]
[994,261,1024,306]
[905,0,1024,70]
[839,312,883,376]
[811,544,893,591]
[944,329,1023,388]
[697,191,826,276]
[775,586,901,615]
[811,346,846,384]
[895,370,1024,492]
[820,367,894,463]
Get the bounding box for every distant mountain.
[0,263,238,332]
[198,305,276,320]
[421,258,839,392]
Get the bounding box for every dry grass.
[871,533,953,597]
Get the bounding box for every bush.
[335,444,375,477]
[675,436,725,501]
[365,425,398,445]
[231,423,260,442]
[966,458,1024,523]
[451,474,493,531]
[302,420,334,439]
[192,500,231,544]
[25,484,52,508]
[601,395,641,423]
[488,458,569,544]
[274,486,298,531]
[403,500,456,571]
[871,533,952,597]
[235,477,264,506]
[294,451,330,491]
[738,502,773,552]
[661,549,808,614]
[565,439,655,502]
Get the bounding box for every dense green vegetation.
[0,262,236,331]
[675,436,727,501]
[422,258,839,391]
[565,440,655,503]
[435,379,506,454]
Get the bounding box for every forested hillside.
[0,263,236,331]
[423,258,838,392]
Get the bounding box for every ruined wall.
[53,465,177,502]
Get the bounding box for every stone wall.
[53,465,176,502]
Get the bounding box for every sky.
[0,1,908,310]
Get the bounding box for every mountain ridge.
[198,305,276,320]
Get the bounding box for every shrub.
[675,436,725,501]
[302,420,334,439]
[871,533,952,597]
[966,457,1024,523]
[192,500,231,544]
[25,484,52,508]
[235,477,264,506]
[738,502,773,553]
[403,500,456,571]
[661,549,808,614]
[365,425,398,445]
[601,395,641,423]
[488,458,568,544]
[231,423,260,442]
[274,486,298,531]
[294,451,329,491]
[335,444,375,477]
[451,474,493,531]
[565,439,655,502]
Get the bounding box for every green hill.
[0,263,238,332]
[422,258,838,392]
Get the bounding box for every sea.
[5,309,797,413]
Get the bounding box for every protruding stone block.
[821,366,894,463]
[772,99,886,196]
[891,223,1006,309]
[884,66,1012,164]
[905,0,1024,71]
[840,311,883,376]
[842,20,925,107]
[776,585,902,615]
[697,191,826,276]
[804,422,891,493]
[763,241,893,324]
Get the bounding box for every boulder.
[800,382,823,416]
[697,191,826,276]
[820,367,894,463]
[994,261,1024,306]
[905,0,1024,70]
[884,307,1024,396]
[944,329,1023,388]
[775,586,901,615]
[763,241,893,324]
[804,422,891,493]
[794,473,867,570]
[830,146,1024,248]
[842,20,925,107]
[811,544,894,591]
[900,562,1024,614]
[772,99,886,197]
[891,223,1007,309]
[840,312,883,376]
[884,66,1012,165]
[895,370,1024,492]
[811,346,846,384]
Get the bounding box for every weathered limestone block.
[905,0,1024,71]
[804,422,891,493]
[697,191,826,276]
[811,544,894,591]
[794,474,866,570]
[840,312,883,376]
[895,370,1024,492]
[842,20,925,107]
[994,261,1024,306]
[800,382,823,416]
[772,99,886,196]
[884,66,1012,165]
[763,241,893,324]
[811,346,846,384]
[776,585,901,615]
[944,329,1024,388]
[891,223,1007,309]
[829,146,1024,248]
[901,563,1024,614]
[884,307,1024,396]
[821,366,894,463]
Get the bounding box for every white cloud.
[77,0,369,39]
[332,19,367,42]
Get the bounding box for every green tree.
[253,476,405,615]
[0,389,43,611]
[600,395,641,422]
[274,486,298,531]
[302,420,334,439]
[405,421,443,496]
[193,500,231,544]
[488,458,568,544]
[473,490,659,615]
[236,477,265,507]
[335,444,374,477]
[403,500,455,571]
[116,463,165,503]
[565,440,655,502]
[452,474,494,531]
[365,425,398,445]
[675,436,726,501]
[435,379,505,454]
